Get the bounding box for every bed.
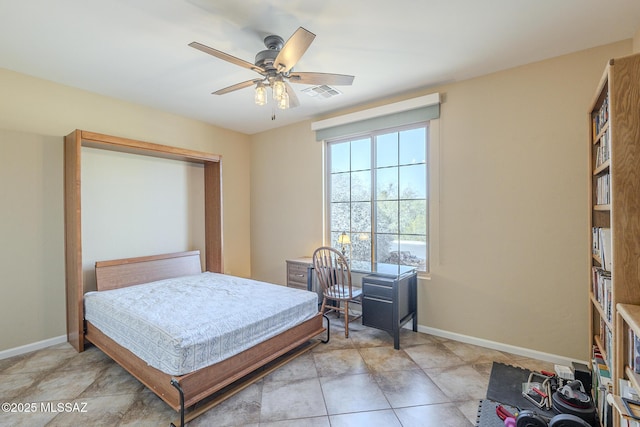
[63,131,327,425]
[77,250,327,426]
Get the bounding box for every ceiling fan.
[189,27,355,110]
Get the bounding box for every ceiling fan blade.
[213,79,262,95]
[189,41,266,75]
[284,82,299,108]
[274,27,315,73]
[288,72,355,86]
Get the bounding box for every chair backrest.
[312,246,353,300]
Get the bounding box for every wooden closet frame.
[63,129,223,352]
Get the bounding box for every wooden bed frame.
[87,251,326,425]
[63,131,326,425]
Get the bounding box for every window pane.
[330,141,350,173]
[375,233,398,264]
[399,128,426,165]
[399,164,426,199]
[351,170,370,201]
[351,232,371,265]
[330,202,349,232]
[351,201,371,232]
[400,200,427,235]
[375,200,398,233]
[351,138,371,171]
[384,235,427,269]
[331,172,349,202]
[376,167,398,200]
[376,132,398,168]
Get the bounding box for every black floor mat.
[486,362,555,416]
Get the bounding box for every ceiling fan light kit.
[189,27,354,112]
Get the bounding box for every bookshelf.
[588,53,640,427]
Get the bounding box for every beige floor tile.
[358,346,420,373]
[395,403,474,427]
[78,362,145,398]
[424,364,489,401]
[263,352,318,383]
[260,377,327,422]
[313,348,368,377]
[259,416,329,427]
[0,405,58,427]
[374,369,449,408]
[396,329,438,347]
[320,373,390,415]
[187,382,262,427]
[349,326,396,348]
[441,340,514,364]
[1,343,78,375]
[329,408,402,427]
[404,342,466,369]
[45,394,141,427]
[17,364,101,403]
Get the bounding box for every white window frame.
[324,122,432,273]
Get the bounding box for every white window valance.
[311,93,440,141]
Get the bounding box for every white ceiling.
[1,0,639,135]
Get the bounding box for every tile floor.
[0,318,555,427]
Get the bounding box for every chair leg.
[344,300,349,338]
[320,297,327,315]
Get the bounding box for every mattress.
[84,272,319,376]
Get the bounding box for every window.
[327,123,428,272]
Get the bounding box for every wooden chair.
[312,246,362,338]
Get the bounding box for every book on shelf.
[592,267,613,322]
[593,345,613,427]
[596,173,611,205]
[595,127,611,169]
[593,227,612,271]
[593,93,609,136]
[627,328,640,374]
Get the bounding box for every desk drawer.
[363,282,393,300]
[287,262,309,287]
[362,296,392,331]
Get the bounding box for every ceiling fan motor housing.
[255,35,285,70]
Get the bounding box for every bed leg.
[321,313,330,343]
[170,378,185,427]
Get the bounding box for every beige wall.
[634,28,640,53]
[0,69,251,351]
[250,40,633,360]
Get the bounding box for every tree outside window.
[327,123,428,272]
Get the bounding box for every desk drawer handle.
[365,296,392,304]
[365,283,391,290]
[295,274,305,277]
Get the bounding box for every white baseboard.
[0,335,67,360]
[411,324,588,366]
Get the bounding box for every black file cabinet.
[362,271,418,349]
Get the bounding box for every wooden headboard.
[95,251,203,291]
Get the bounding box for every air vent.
[301,85,342,99]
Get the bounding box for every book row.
[592,267,612,323]
[595,173,611,205]
[628,328,640,375]
[593,345,613,427]
[593,93,609,137]
[592,227,612,271]
[594,127,610,169]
